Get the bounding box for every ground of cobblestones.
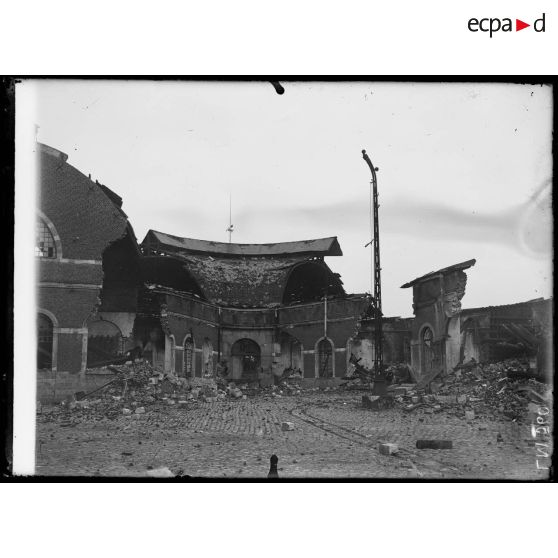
[35,392,551,479]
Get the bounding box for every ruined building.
[36,143,141,395]
[36,143,369,399]
[401,260,552,381]
[35,144,552,400]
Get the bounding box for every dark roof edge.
[400,259,476,289]
[142,230,343,257]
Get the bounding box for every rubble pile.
[39,361,312,424]
[386,363,413,384]
[393,358,551,422]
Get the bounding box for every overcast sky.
[25,80,553,316]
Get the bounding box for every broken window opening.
[87,320,124,367]
[422,326,434,373]
[35,219,57,258]
[317,338,333,378]
[202,338,213,377]
[282,262,344,305]
[184,336,194,378]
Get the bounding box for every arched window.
[422,326,434,373]
[35,218,57,258]
[317,338,333,378]
[423,327,433,346]
[37,313,54,369]
[183,336,194,377]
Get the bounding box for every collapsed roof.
[141,230,345,308]
[400,259,476,289]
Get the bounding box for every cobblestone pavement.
[35,392,551,479]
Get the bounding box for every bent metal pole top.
[361,149,383,379]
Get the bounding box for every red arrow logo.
[516,19,530,31]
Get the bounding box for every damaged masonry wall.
[402,259,552,382]
[36,142,552,402]
[36,143,140,401]
[139,284,369,388]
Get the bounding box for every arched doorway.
[183,335,194,378]
[421,326,434,375]
[316,337,333,378]
[87,320,123,367]
[202,338,213,377]
[37,313,54,369]
[231,339,261,382]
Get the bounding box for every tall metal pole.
[362,149,386,395]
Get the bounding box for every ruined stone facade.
[401,260,552,381]
[35,143,369,399]
[35,143,552,401]
[36,143,141,400]
[138,231,368,387]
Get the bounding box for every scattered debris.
[392,358,550,423]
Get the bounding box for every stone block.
[281,422,295,431]
[135,407,146,414]
[416,440,453,450]
[457,394,467,404]
[122,408,132,415]
[411,396,420,404]
[378,442,398,456]
[362,395,381,410]
[465,410,475,420]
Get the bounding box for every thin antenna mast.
[226,193,234,242]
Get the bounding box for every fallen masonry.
[378,442,399,456]
[392,358,550,423]
[37,357,551,434]
[38,361,324,425]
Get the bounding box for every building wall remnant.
[401,259,552,381]
[36,142,553,401]
[36,142,140,387]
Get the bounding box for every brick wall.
[37,370,116,404]
[39,286,99,328]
